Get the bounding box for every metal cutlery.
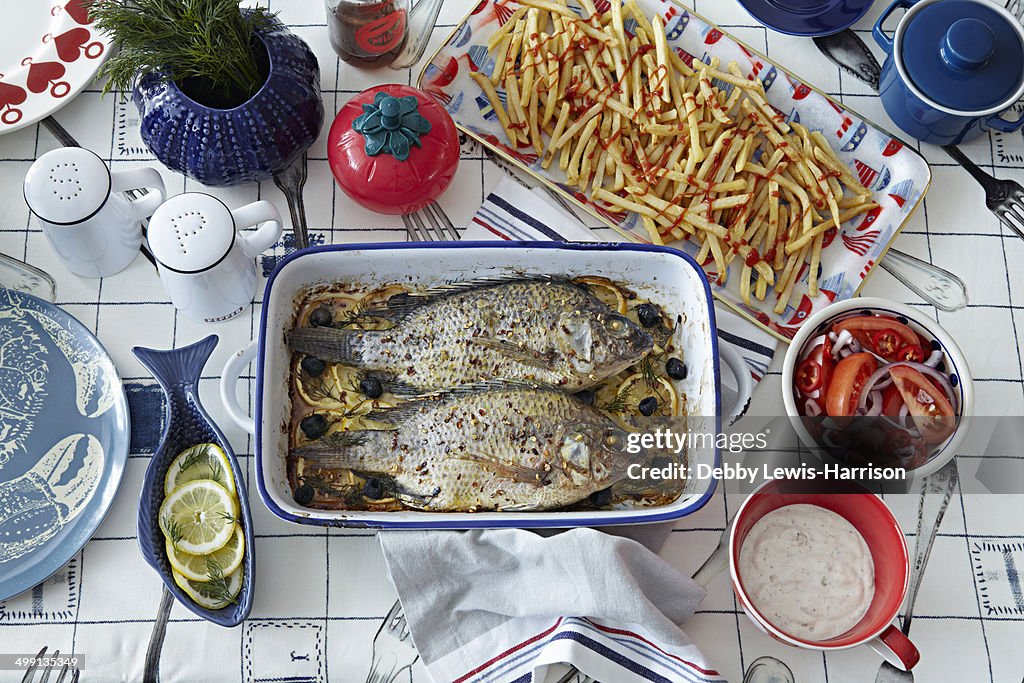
[19,646,80,683]
[401,201,460,241]
[273,152,312,249]
[874,459,959,682]
[366,599,420,683]
[744,656,796,683]
[941,145,1024,241]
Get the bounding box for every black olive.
[363,478,385,499]
[309,306,333,327]
[636,303,661,327]
[589,488,613,506]
[300,356,326,377]
[300,413,328,439]
[574,389,596,405]
[665,357,688,380]
[293,484,314,506]
[638,396,658,416]
[360,377,384,399]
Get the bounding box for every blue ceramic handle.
[873,0,916,53]
[987,109,1024,133]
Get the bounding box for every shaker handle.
[873,0,914,53]
[719,344,754,421]
[220,342,258,435]
[232,200,284,259]
[111,166,166,219]
[869,625,921,671]
[389,0,445,69]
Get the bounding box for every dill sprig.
[199,557,239,607]
[330,308,382,329]
[600,384,633,414]
[300,473,362,503]
[89,0,275,98]
[176,445,226,486]
[161,513,183,547]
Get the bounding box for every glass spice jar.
[325,0,410,67]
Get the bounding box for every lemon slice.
[160,480,237,555]
[164,444,235,498]
[294,358,351,409]
[172,566,243,610]
[165,525,244,581]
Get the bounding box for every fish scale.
[294,384,636,511]
[287,278,653,393]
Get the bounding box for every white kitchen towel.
[379,528,725,683]
[466,177,778,405]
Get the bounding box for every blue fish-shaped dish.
[133,335,255,627]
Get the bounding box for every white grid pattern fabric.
[0,1,1022,681]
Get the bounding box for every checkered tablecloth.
[1,1,1023,681]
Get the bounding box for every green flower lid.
[351,92,432,161]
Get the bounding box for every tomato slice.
[881,385,904,417]
[870,328,903,358]
[896,344,926,363]
[825,353,879,417]
[796,357,823,393]
[889,366,956,444]
[834,316,921,351]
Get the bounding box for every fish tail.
[287,327,366,365]
[291,431,388,472]
[133,335,217,392]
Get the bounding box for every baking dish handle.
[220,342,258,435]
[720,344,754,421]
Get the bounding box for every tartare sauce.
[738,504,874,641]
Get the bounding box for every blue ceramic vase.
[133,16,324,187]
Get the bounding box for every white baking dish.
[221,242,744,528]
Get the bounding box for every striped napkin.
[467,177,778,412]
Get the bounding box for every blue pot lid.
[901,0,1024,111]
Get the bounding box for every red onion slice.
[925,350,943,367]
[805,399,822,416]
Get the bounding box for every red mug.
[728,478,920,671]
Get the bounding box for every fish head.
[559,424,632,487]
[557,308,653,379]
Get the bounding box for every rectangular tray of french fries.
[418,0,932,340]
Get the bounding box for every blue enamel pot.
[874,0,1024,146]
[133,16,324,187]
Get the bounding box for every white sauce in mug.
[738,504,874,641]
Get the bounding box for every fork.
[402,201,461,241]
[942,145,1024,241]
[1007,0,1023,21]
[366,599,420,683]
[874,459,959,682]
[20,646,80,683]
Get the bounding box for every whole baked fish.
[293,383,668,511]
[287,277,653,393]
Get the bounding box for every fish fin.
[497,502,545,512]
[455,452,552,486]
[468,337,559,369]
[364,379,555,425]
[291,431,379,470]
[133,335,216,391]
[287,327,366,365]
[362,371,423,397]
[357,275,576,321]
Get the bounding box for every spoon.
[273,152,311,250]
[873,458,959,682]
[810,32,969,312]
[744,656,796,683]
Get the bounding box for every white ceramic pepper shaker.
[147,193,283,323]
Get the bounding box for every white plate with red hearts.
[0,0,111,135]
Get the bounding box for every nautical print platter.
[0,0,111,135]
[419,0,933,340]
[0,288,129,600]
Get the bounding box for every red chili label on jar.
[355,9,407,54]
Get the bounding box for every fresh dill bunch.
[89,0,275,99]
[200,557,239,606]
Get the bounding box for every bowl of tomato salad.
[782,298,974,479]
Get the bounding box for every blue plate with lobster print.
[0,288,129,600]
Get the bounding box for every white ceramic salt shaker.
[24,147,166,278]
[147,193,283,323]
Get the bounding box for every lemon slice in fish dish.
[164,443,235,497]
[172,565,243,609]
[573,276,629,314]
[159,480,237,555]
[166,525,245,581]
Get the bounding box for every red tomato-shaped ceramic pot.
[328,84,460,215]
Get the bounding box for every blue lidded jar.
[873,0,1024,145]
